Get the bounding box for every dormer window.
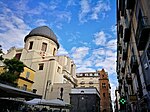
[41,42,47,52]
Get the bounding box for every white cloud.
[106,39,117,51]
[93,31,106,46]
[66,0,77,7]
[35,19,47,26]
[71,46,89,59]
[78,0,111,22]
[0,3,30,52]
[91,0,111,20]
[111,25,117,35]
[57,45,69,56]
[56,12,71,23]
[77,66,95,73]
[92,48,105,56]
[79,0,90,23]
[14,0,48,17]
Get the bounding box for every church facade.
[3,26,77,102]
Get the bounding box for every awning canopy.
[0,83,42,99]
[26,98,71,108]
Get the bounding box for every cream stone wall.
[46,83,72,103]
[24,36,58,57]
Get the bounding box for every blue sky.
[0,0,117,102]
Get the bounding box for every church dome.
[24,26,59,48]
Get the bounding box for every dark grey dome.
[24,26,59,48]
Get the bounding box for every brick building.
[76,69,112,112]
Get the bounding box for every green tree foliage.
[0,58,25,85]
[4,58,24,75]
[0,72,18,84]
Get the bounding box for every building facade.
[116,0,150,111]
[70,88,100,112]
[3,26,77,103]
[99,69,112,112]
[0,60,35,92]
[17,66,35,92]
[76,71,100,91]
[76,69,112,112]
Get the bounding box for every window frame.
[41,42,47,52]
[29,41,33,50]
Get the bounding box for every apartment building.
[116,0,150,111]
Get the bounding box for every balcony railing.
[136,16,150,50]
[130,55,138,73]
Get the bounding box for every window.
[80,81,85,85]
[15,53,21,60]
[29,41,33,50]
[39,63,44,70]
[26,72,30,79]
[23,84,27,91]
[41,42,47,51]
[89,81,93,84]
[102,83,106,88]
[103,93,105,97]
[53,48,56,55]
[82,73,85,76]
[57,66,61,73]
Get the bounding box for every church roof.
[24,26,59,48]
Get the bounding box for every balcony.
[121,67,125,73]
[117,75,119,79]
[124,85,128,92]
[118,78,123,84]
[122,49,127,60]
[126,73,132,84]
[126,0,135,9]
[136,16,150,50]
[130,55,138,73]
[124,28,131,42]
[118,44,122,52]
